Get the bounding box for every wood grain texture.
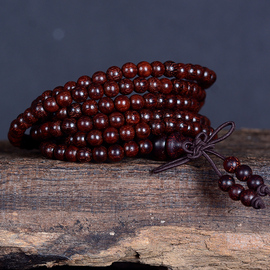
[0,129,270,269]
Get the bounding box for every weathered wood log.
[0,129,270,270]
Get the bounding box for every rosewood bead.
[139,139,153,155]
[122,62,137,78]
[77,116,93,132]
[240,189,256,207]
[165,94,177,109]
[137,61,152,77]
[119,125,135,141]
[61,118,77,135]
[56,90,72,107]
[31,102,48,119]
[166,132,186,159]
[52,86,64,97]
[148,77,162,93]
[86,129,103,146]
[109,112,125,128]
[82,100,98,116]
[23,108,37,124]
[114,95,131,112]
[223,156,240,173]
[130,94,145,110]
[125,110,140,125]
[228,184,244,200]
[43,97,59,113]
[88,83,104,100]
[247,175,264,190]
[103,127,119,144]
[108,144,124,162]
[67,103,82,118]
[124,141,139,157]
[65,145,78,162]
[73,131,87,148]
[41,90,52,101]
[150,120,165,136]
[151,61,165,77]
[93,113,109,129]
[64,81,76,91]
[55,107,68,120]
[163,60,175,77]
[160,78,173,94]
[143,93,157,109]
[77,75,92,87]
[156,94,166,109]
[92,71,107,84]
[71,86,88,103]
[140,109,153,123]
[133,77,149,93]
[104,80,120,97]
[164,118,177,133]
[174,63,187,79]
[77,147,92,162]
[106,66,123,81]
[54,145,67,161]
[92,146,107,163]
[119,79,134,95]
[218,175,235,192]
[49,121,63,137]
[235,165,252,181]
[135,122,151,139]
[151,134,167,160]
[98,97,115,114]
[40,142,56,159]
[17,113,30,130]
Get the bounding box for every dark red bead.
[164,118,177,133]
[174,63,187,79]
[223,156,240,173]
[77,116,93,132]
[151,134,167,161]
[65,145,78,162]
[139,109,153,123]
[55,107,68,120]
[160,78,173,94]
[30,125,40,141]
[23,108,38,124]
[52,86,64,97]
[16,113,31,130]
[137,61,152,77]
[163,60,175,77]
[61,118,77,135]
[104,81,120,98]
[235,165,252,181]
[143,93,157,109]
[49,121,63,137]
[156,94,166,109]
[77,147,92,163]
[92,71,107,84]
[56,90,72,107]
[73,131,87,147]
[185,64,198,81]
[240,189,256,207]
[125,110,140,125]
[119,79,134,95]
[98,97,115,114]
[40,141,56,159]
[165,94,177,109]
[122,62,138,78]
[93,113,109,129]
[64,81,76,91]
[130,94,145,110]
[148,77,162,94]
[67,103,82,118]
[41,90,52,101]
[119,125,135,141]
[133,77,149,93]
[139,139,153,155]
[77,75,92,87]
[103,127,119,144]
[54,145,67,161]
[71,86,88,103]
[218,175,235,192]
[228,184,244,201]
[114,95,130,112]
[150,120,165,136]
[86,129,103,146]
[247,175,264,190]
[82,100,98,116]
[109,112,125,128]
[108,144,124,162]
[92,146,107,162]
[124,141,139,157]
[38,123,51,140]
[88,83,104,100]
[166,132,186,159]
[201,68,216,88]
[135,122,151,139]
[31,102,48,119]
[106,66,122,81]
[151,61,165,77]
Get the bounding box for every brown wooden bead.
[17,113,31,130]
[160,78,173,94]
[71,86,88,103]
[201,68,216,88]
[55,107,68,120]
[223,156,240,173]
[108,144,124,162]
[93,113,109,129]
[218,175,235,192]
[240,189,256,207]
[104,81,120,97]
[23,108,38,124]
[125,110,140,125]
[77,147,92,162]
[143,93,157,109]
[164,60,175,77]
[31,102,48,119]
[77,75,92,87]
[52,86,64,97]
[92,71,107,84]
[151,134,167,160]
[228,184,244,201]
[49,121,63,137]
[103,127,119,144]
[98,97,115,114]
[119,78,134,95]
[174,63,187,79]
[61,118,77,135]
[156,94,166,109]
[30,125,40,141]
[150,120,165,136]
[151,61,165,77]
[152,110,163,120]
[64,135,74,146]
[86,129,103,146]
[106,66,123,81]
[137,61,152,77]
[65,145,78,162]
[130,94,145,110]
[134,77,149,93]
[164,118,177,133]
[92,146,107,162]
[119,125,135,141]
[56,90,72,107]
[88,83,104,100]
[165,94,177,109]
[67,103,82,118]
[148,77,162,93]
[124,141,139,157]
[77,116,93,132]
[9,119,25,137]
[114,95,130,112]
[122,62,137,78]
[235,165,252,181]
[64,81,76,91]
[140,109,153,123]
[247,175,264,190]
[41,90,53,101]
[135,122,151,139]
[82,100,98,116]
[139,139,153,155]
[40,141,56,159]
[166,132,187,159]
[109,112,125,128]
[54,145,67,161]
[73,131,87,147]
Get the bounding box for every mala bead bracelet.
[8,61,269,209]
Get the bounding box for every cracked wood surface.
[0,129,270,269]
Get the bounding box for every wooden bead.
[77,116,93,132]
[65,145,78,162]
[130,94,145,110]
[125,110,140,125]
[106,66,122,81]
[143,93,157,109]
[52,86,64,97]
[122,62,137,78]
[223,156,240,173]
[240,189,256,207]
[98,97,115,114]
[218,175,235,192]
[174,63,187,79]
[119,125,135,141]
[92,71,107,84]
[108,144,124,162]
[119,78,134,95]
[67,103,82,118]
[166,132,186,159]
[77,147,92,162]
[54,145,67,161]
[88,83,104,100]
[49,121,63,137]
[114,95,130,112]
[124,141,139,157]
[82,100,98,116]
[164,118,177,133]
[140,109,153,123]
[151,61,165,77]
[61,118,77,135]
[109,112,125,128]
[163,60,175,77]
[135,122,151,139]
[103,127,119,144]
[77,75,92,87]
[139,139,153,155]
[228,184,244,201]
[43,97,59,113]
[156,94,166,109]
[71,86,88,103]
[151,134,167,160]
[73,131,87,147]
[247,175,264,190]
[40,141,56,159]
[137,61,152,77]
[165,94,176,109]
[23,108,37,124]
[31,102,48,119]
[235,165,252,181]
[93,113,109,129]
[56,90,72,107]
[64,81,76,91]
[160,78,173,94]
[104,81,120,97]
[55,107,68,120]
[86,129,103,146]
[134,77,149,93]
[148,77,162,93]
[38,122,51,140]
[92,146,107,162]
[150,120,165,136]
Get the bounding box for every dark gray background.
[1,0,270,140]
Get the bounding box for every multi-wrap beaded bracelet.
[8,60,270,209]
